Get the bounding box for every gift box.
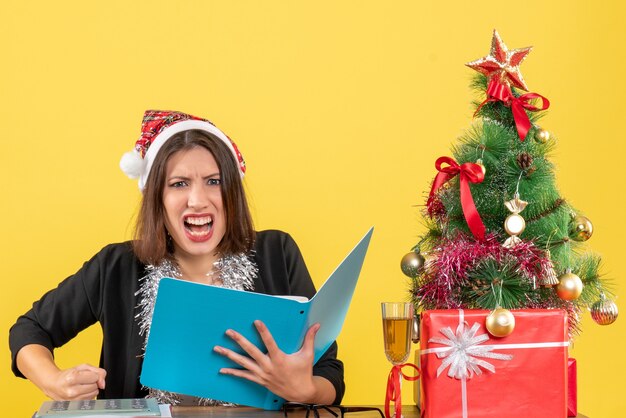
[419,309,568,418]
[567,358,577,417]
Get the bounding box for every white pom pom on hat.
[120,110,246,191]
[119,149,145,179]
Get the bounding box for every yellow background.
[1,1,624,416]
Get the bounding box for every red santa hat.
[120,110,246,190]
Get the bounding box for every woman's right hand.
[16,344,106,400]
[43,364,107,400]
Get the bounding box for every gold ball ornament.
[486,307,516,337]
[591,297,618,325]
[504,214,526,236]
[571,215,593,242]
[556,272,584,300]
[476,159,487,176]
[400,251,425,278]
[534,128,551,143]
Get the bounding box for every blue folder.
[140,227,373,410]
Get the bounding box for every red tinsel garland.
[414,233,581,335]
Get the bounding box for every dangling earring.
[166,230,174,254]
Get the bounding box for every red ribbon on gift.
[476,79,550,141]
[385,363,420,418]
[427,156,486,241]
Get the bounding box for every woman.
[9,110,344,406]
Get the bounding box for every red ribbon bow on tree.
[477,78,550,141]
[427,156,486,241]
[385,363,420,418]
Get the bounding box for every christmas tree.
[402,30,618,337]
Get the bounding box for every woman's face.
[162,146,226,263]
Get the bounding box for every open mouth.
[183,215,213,237]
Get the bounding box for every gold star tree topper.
[466,30,532,91]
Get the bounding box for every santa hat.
[120,110,246,190]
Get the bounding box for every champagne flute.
[381,302,413,418]
[381,302,413,365]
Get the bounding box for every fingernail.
[213,346,222,353]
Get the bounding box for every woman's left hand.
[214,320,332,404]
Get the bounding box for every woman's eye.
[169,181,187,188]
[207,178,221,186]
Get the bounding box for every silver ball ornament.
[591,298,618,325]
[400,251,425,278]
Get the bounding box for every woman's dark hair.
[132,130,255,265]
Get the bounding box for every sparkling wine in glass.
[381,302,413,365]
[381,302,413,418]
